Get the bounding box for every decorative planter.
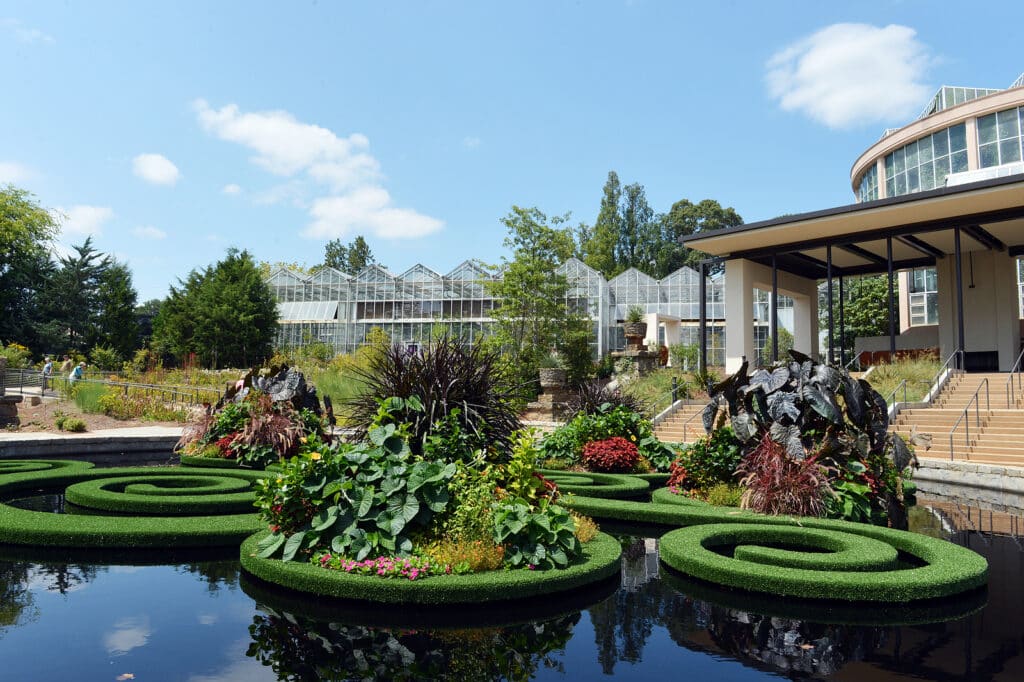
[538,367,567,389]
[622,322,647,339]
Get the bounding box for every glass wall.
[978,106,1024,168]
[857,163,878,203]
[885,123,967,196]
[908,267,939,326]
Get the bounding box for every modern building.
[682,73,1024,373]
[848,74,1024,358]
[267,258,795,366]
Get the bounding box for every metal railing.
[1004,346,1024,408]
[948,377,990,460]
[2,368,221,407]
[885,379,936,424]
[927,349,965,402]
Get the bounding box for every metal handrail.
[1004,346,1024,408]
[948,377,990,460]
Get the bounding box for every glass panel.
[894,148,905,174]
[979,142,999,168]
[951,150,968,173]
[885,154,895,177]
[886,178,895,197]
[948,123,966,151]
[907,167,919,192]
[919,137,933,163]
[906,141,918,167]
[998,109,1020,139]
[935,164,949,186]
[920,161,935,190]
[895,174,906,195]
[1000,138,1022,163]
[978,114,998,145]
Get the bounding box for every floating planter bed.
[240,530,622,605]
[562,491,988,602]
[0,460,265,548]
[538,469,650,499]
[179,455,243,469]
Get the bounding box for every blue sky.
[2,1,1023,301]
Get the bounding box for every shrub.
[566,380,646,417]
[736,433,831,517]
[669,343,699,371]
[62,417,87,432]
[89,345,123,371]
[582,437,640,473]
[346,335,521,459]
[0,342,32,369]
[419,538,505,574]
[492,498,580,570]
[570,512,599,543]
[71,382,108,413]
[668,426,742,494]
[704,483,743,507]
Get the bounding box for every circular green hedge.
[537,469,649,499]
[629,473,670,488]
[240,531,622,605]
[179,455,242,469]
[659,521,989,602]
[64,474,257,515]
[0,463,265,548]
[0,460,94,475]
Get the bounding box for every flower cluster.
[581,436,640,473]
[313,552,434,581]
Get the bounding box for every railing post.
[671,376,678,404]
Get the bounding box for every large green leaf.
[381,476,406,497]
[256,532,285,558]
[369,423,396,446]
[281,531,306,562]
[420,485,449,513]
[730,412,758,442]
[387,492,420,524]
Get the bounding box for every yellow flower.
[310,452,322,461]
[300,436,308,444]
[630,435,637,442]
[276,478,283,484]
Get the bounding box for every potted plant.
[537,353,567,389]
[623,306,647,347]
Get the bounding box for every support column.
[699,260,707,373]
[887,237,896,358]
[838,275,846,366]
[771,255,779,363]
[827,244,834,364]
[954,228,965,367]
[724,259,756,373]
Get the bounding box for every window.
[885,124,967,196]
[978,106,1024,168]
[908,268,938,326]
[857,164,878,202]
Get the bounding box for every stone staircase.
[893,372,1024,466]
[653,401,709,444]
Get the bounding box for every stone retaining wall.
[0,435,179,466]
[915,457,1024,512]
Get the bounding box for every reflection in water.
[0,561,37,637]
[246,606,578,681]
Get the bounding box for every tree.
[94,261,139,359]
[322,235,382,274]
[653,199,742,278]
[615,182,659,274]
[579,172,621,277]
[823,275,895,356]
[486,206,581,394]
[0,186,59,348]
[152,249,278,368]
[38,237,113,352]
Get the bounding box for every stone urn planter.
[623,321,647,349]
[538,367,568,389]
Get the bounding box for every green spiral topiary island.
[240,530,622,605]
[0,460,265,548]
[562,486,989,603]
[537,469,649,499]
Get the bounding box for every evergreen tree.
[39,237,112,352]
[94,261,139,358]
[0,186,59,348]
[152,249,278,368]
[322,235,382,274]
[580,172,621,277]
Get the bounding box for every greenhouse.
[267,258,794,364]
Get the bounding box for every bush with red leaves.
[582,437,640,473]
[214,433,238,459]
[736,433,831,517]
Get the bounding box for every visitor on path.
[69,362,85,385]
[41,357,53,394]
[59,355,73,374]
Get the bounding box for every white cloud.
[766,23,933,129]
[103,616,152,656]
[1,18,55,44]
[132,225,167,240]
[0,160,34,184]
[132,153,181,186]
[305,187,443,240]
[195,99,443,240]
[222,183,241,195]
[462,136,481,149]
[57,205,114,237]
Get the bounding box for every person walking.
[59,355,73,374]
[41,356,53,394]
[69,361,85,385]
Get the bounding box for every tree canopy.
[152,249,278,368]
[0,186,59,347]
[322,235,382,274]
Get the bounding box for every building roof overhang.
[681,175,1024,280]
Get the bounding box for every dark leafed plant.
[345,335,521,459]
[703,350,917,525]
[566,380,646,417]
[581,437,640,473]
[233,393,306,467]
[736,433,831,517]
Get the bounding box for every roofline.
[681,174,1024,254]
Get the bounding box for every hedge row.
[537,469,649,499]
[0,460,94,474]
[0,463,265,548]
[240,531,622,605]
[179,455,242,469]
[64,474,257,515]
[659,522,989,602]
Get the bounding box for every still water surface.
[0,500,1021,681]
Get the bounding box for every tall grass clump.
[70,382,109,414]
[867,357,942,404]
